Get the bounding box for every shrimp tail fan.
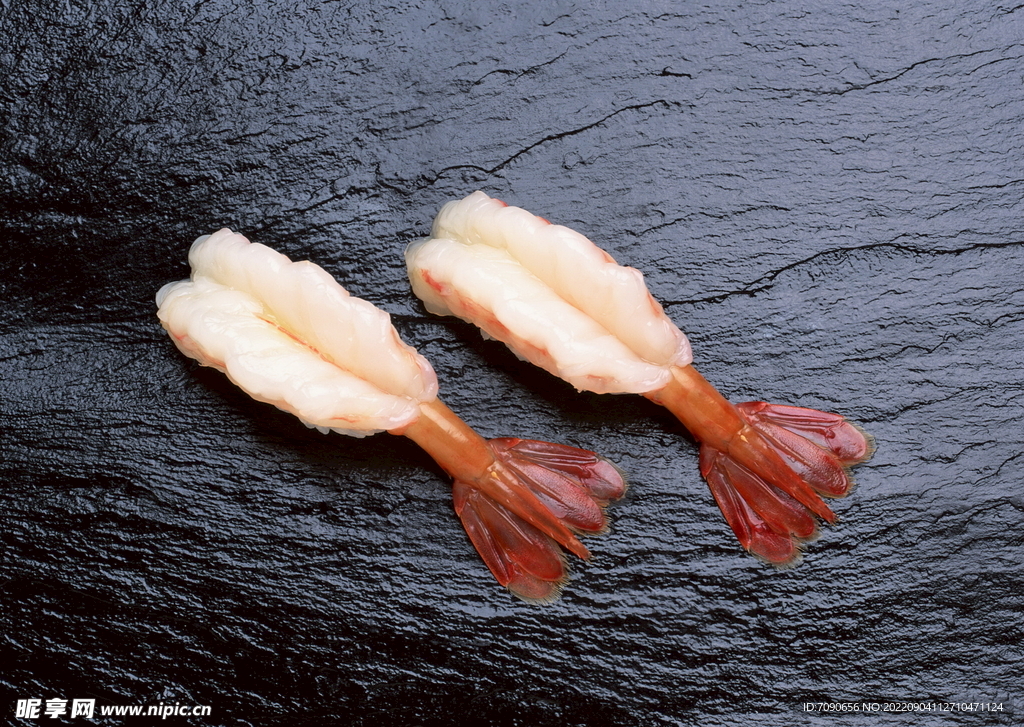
[453,439,627,602]
[699,402,874,566]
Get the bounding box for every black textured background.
[2,2,1022,726]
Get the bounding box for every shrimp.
[157,229,625,601]
[406,191,873,566]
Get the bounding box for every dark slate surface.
[2,2,1021,725]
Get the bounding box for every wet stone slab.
[1,1,1021,725]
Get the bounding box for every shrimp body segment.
[158,229,437,435]
[409,192,691,394]
[157,229,624,601]
[406,192,873,566]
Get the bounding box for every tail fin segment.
[453,480,567,601]
[700,447,809,565]
[737,401,874,469]
[453,439,627,602]
[702,402,873,566]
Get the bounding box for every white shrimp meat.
[157,229,438,436]
[406,191,692,394]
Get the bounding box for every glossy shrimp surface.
[158,229,625,600]
[407,192,873,566]
[159,229,437,435]
[409,191,691,394]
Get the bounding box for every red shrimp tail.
[488,438,628,531]
[647,367,872,565]
[453,480,568,602]
[453,439,627,602]
[736,402,875,474]
[699,401,873,565]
